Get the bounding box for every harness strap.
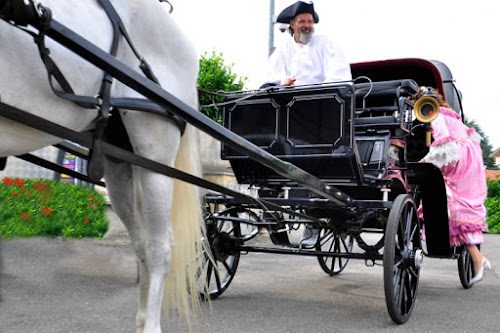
[2,0,184,122]
[0,0,37,26]
[97,0,159,84]
[96,0,185,133]
[0,156,6,171]
[35,31,100,108]
[1,0,187,181]
[1,4,99,108]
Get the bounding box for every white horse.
[0,0,203,332]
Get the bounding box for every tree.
[197,51,246,124]
[464,117,498,169]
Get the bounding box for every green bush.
[486,197,500,233]
[464,118,498,169]
[486,180,500,233]
[487,179,500,198]
[198,50,246,124]
[0,177,108,239]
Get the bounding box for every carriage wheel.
[383,194,422,324]
[199,207,259,299]
[316,228,353,275]
[458,246,476,289]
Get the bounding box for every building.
[491,147,500,168]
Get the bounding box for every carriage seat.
[355,115,397,126]
[353,79,418,129]
[354,79,418,99]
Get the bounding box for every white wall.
[0,146,59,180]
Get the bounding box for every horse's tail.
[164,123,205,325]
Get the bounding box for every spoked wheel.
[199,207,259,299]
[383,194,423,324]
[316,228,353,275]
[458,245,477,289]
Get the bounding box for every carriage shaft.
[39,17,353,207]
[0,102,322,222]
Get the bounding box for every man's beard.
[298,27,314,44]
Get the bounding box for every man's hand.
[282,77,296,86]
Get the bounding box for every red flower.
[88,202,93,208]
[88,194,96,201]
[20,188,33,197]
[13,178,25,187]
[84,218,89,223]
[96,201,100,205]
[40,205,53,216]
[33,181,51,195]
[12,192,18,197]
[2,177,25,187]
[20,212,31,221]
[3,177,14,186]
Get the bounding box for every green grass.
[0,177,108,239]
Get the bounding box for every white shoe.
[470,258,492,284]
[299,226,320,247]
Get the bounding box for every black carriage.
[201,58,476,323]
[0,2,476,324]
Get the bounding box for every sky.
[170,0,500,150]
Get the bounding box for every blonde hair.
[412,86,452,109]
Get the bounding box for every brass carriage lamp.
[414,88,440,146]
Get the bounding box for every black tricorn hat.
[276,1,319,24]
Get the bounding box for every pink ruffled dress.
[423,107,487,247]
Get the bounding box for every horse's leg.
[135,169,176,333]
[119,112,182,333]
[102,157,150,332]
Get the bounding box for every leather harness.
[0,0,186,179]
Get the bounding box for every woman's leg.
[466,244,483,276]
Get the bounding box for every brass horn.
[414,88,440,146]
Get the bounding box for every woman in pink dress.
[414,87,491,284]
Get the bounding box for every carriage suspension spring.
[352,211,386,255]
[355,234,385,254]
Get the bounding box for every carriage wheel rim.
[384,194,421,324]
[200,206,260,299]
[317,229,353,275]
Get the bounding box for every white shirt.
[264,34,352,86]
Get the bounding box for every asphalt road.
[1,233,499,333]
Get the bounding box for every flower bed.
[0,177,108,239]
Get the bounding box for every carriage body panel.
[220,58,458,258]
[408,162,451,257]
[222,83,364,186]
